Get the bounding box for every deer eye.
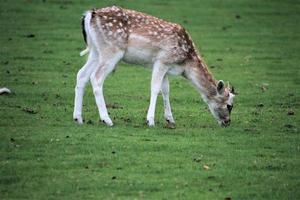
[227,104,233,114]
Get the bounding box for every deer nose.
[222,119,231,127]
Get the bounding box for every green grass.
[0,0,299,199]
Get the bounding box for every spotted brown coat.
[74,6,235,127]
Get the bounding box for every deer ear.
[231,86,238,95]
[217,80,225,94]
[231,86,235,94]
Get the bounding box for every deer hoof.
[165,120,176,129]
[101,118,113,126]
[74,117,84,124]
[146,119,155,127]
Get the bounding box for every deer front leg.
[161,75,175,125]
[146,61,169,126]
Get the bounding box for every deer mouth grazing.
[220,118,231,127]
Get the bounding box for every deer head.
[207,80,235,126]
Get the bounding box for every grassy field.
[0,0,299,199]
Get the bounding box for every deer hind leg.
[146,61,170,126]
[161,75,175,125]
[74,48,98,124]
[90,49,124,126]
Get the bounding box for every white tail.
[73,6,235,127]
[80,48,89,56]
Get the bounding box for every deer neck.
[184,56,218,102]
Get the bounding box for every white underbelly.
[123,34,159,66]
[123,46,154,65]
[167,65,184,75]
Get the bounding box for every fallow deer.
[73,6,235,127]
